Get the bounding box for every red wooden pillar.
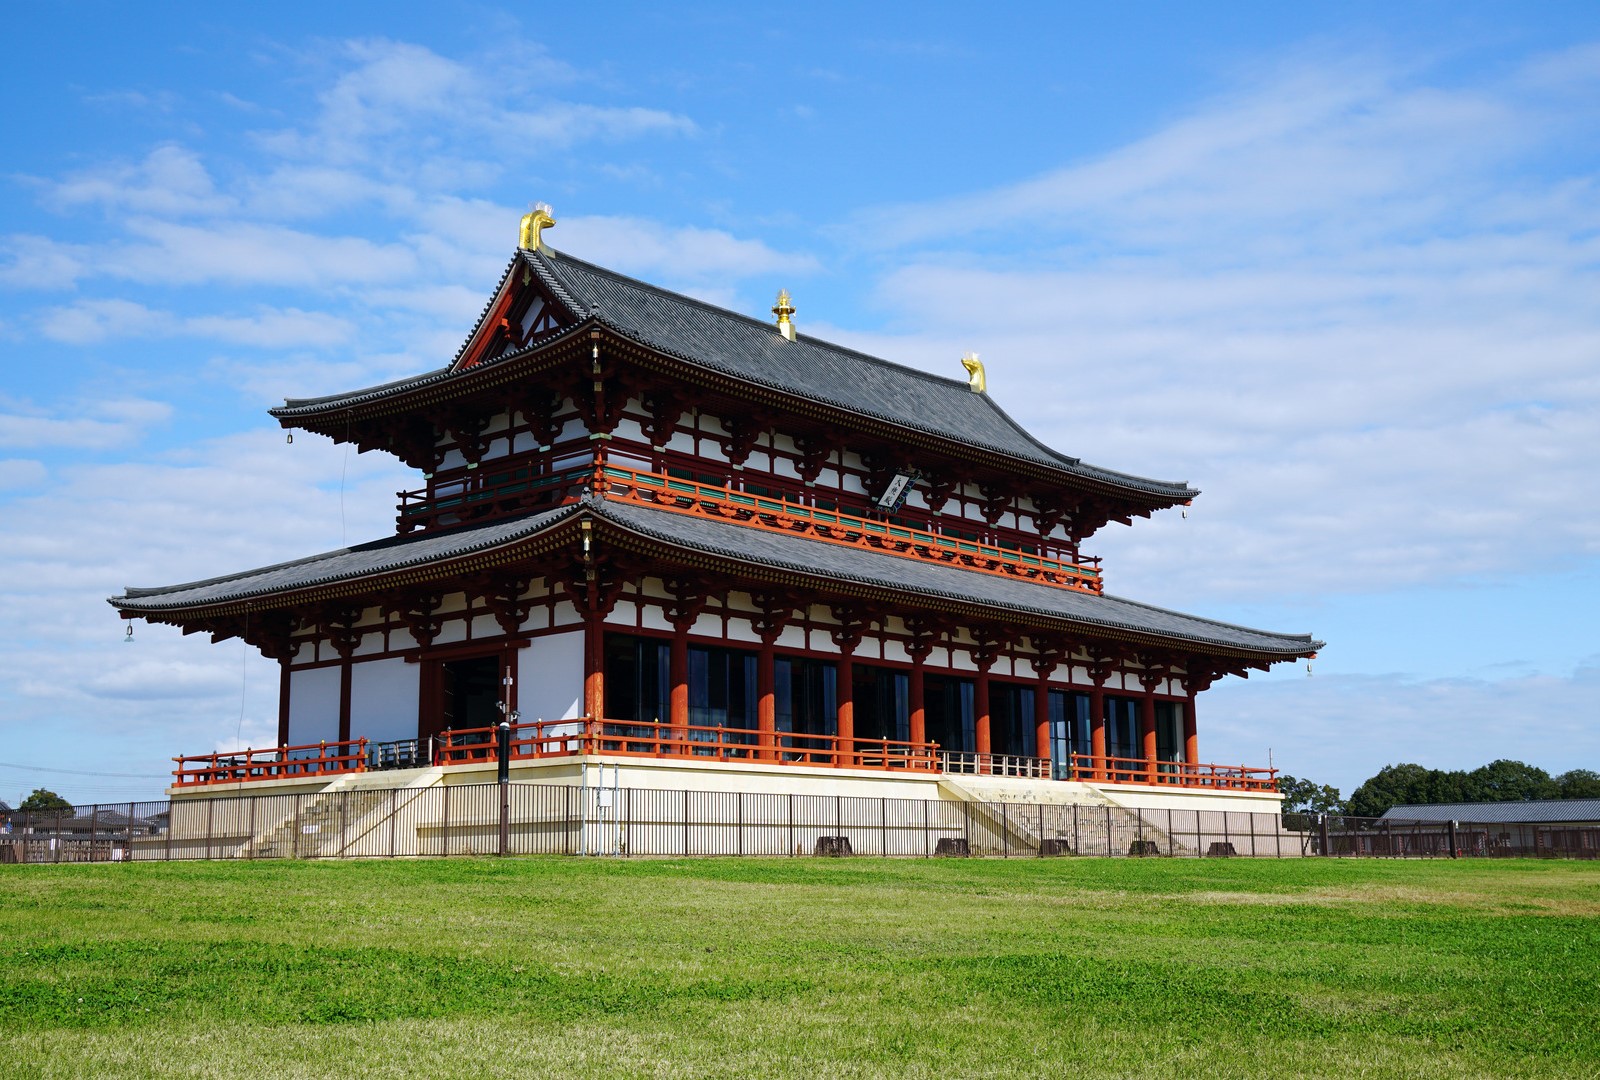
[757,641,776,760]
[835,653,855,767]
[337,659,353,744]
[1140,683,1158,784]
[1029,645,1061,772]
[908,657,926,746]
[974,668,992,757]
[669,628,689,748]
[1034,676,1051,764]
[1089,676,1108,781]
[277,660,291,747]
[1184,690,1199,765]
[583,608,605,719]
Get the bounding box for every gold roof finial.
[960,352,986,393]
[772,288,796,342]
[519,202,556,251]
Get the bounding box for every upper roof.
[1381,799,1600,824]
[272,246,1197,503]
[113,497,1317,661]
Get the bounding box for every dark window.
[688,643,757,741]
[777,657,837,737]
[603,634,669,724]
[924,674,975,753]
[1104,696,1141,764]
[989,682,1036,758]
[1049,690,1092,778]
[1156,700,1184,765]
[439,655,500,738]
[853,664,908,743]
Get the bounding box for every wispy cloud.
[39,298,355,347]
[0,399,172,450]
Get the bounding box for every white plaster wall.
[519,632,584,721]
[613,417,646,443]
[666,430,695,454]
[744,450,771,472]
[470,614,500,639]
[551,599,583,627]
[287,666,341,745]
[349,658,420,743]
[775,625,805,651]
[639,605,671,633]
[773,455,799,479]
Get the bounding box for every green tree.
[1555,769,1600,799]
[1465,759,1556,803]
[1276,774,1344,815]
[1346,763,1442,818]
[18,788,72,813]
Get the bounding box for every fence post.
[789,792,795,856]
[923,799,930,858]
[500,780,510,858]
[1002,803,1009,857]
[248,796,257,860]
[738,792,744,857]
[1447,819,1459,859]
[206,797,215,861]
[1038,803,1045,857]
[340,791,349,859]
[54,808,63,864]
[128,801,136,863]
[1106,805,1112,857]
[442,783,451,857]
[293,797,302,859]
[165,802,173,862]
[389,790,398,858]
[683,789,690,857]
[1319,813,1331,857]
[89,802,99,861]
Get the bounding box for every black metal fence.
[2,790,1595,863]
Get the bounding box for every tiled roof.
[112,498,1316,659]
[114,506,577,612]
[1382,800,1600,824]
[273,247,1197,502]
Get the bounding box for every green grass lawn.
[0,857,1596,1079]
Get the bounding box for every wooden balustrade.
[1065,753,1277,791]
[597,465,1103,594]
[172,740,368,787]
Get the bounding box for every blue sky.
[2,2,1597,803]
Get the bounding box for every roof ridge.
[540,247,978,393]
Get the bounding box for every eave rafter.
[275,323,1187,521]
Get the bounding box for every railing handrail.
[429,717,941,772]
[1064,752,1277,791]
[171,739,368,787]
[597,465,1103,594]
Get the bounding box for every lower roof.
[1381,800,1600,824]
[113,498,1320,660]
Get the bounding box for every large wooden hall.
[113,206,1320,814]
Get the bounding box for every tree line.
[1279,761,1600,819]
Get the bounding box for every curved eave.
[587,501,1318,664]
[270,318,1194,512]
[111,505,585,621]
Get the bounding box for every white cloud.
[1204,659,1600,795]
[39,298,355,347]
[0,459,47,490]
[557,214,820,283]
[258,38,694,171]
[45,145,235,217]
[103,218,420,287]
[0,399,172,450]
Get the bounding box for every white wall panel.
[518,632,584,721]
[287,666,341,745]
[349,658,419,743]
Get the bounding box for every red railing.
[431,718,941,773]
[1065,753,1277,792]
[172,740,368,788]
[597,465,1103,594]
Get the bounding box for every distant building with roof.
[112,206,1319,811]
[1381,799,1600,858]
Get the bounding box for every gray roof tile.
[1381,800,1600,824]
[113,497,1316,658]
[275,248,1196,502]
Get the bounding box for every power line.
[0,761,168,779]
